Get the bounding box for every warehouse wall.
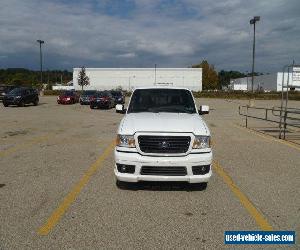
[230,73,300,92]
[256,74,277,91]
[229,78,248,91]
[73,68,202,91]
[277,72,299,91]
[230,74,278,91]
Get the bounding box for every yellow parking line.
[0,135,51,157]
[38,141,115,236]
[233,124,300,152]
[213,161,273,231]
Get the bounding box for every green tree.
[77,66,90,91]
[192,60,218,90]
[0,68,72,86]
[218,70,245,88]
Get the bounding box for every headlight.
[192,136,211,149]
[66,97,70,100]
[116,134,135,148]
[15,96,21,99]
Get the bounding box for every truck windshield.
[97,91,109,97]
[9,88,24,95]
[127,89,196,114]
[63,91,75,96]
[83,90,97,96]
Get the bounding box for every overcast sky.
[0,0,299,72]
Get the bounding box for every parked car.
[114,87,212,188]
[110,90,125,104]
[57,91,79,104]
[3,87,39,107]
[79,90,98,105]
[90,91,115,109]
[0,85,18,101]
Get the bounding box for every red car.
[57,91,79,104]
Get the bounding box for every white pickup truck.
[114,86,212,188]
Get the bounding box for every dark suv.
[79,90,98,105]
[111,90,125,104]
[3,87,39,107]
[90,91,115,109]
[0,85,18,101]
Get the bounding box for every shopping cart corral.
[239,63,300,141]
[238,105,300,140]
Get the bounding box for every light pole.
[154,64,157,85]
[246,71,249,90]
[250,16,260,93]
[37,40,45,85]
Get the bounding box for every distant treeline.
[0,68,72,87]
[0,65,264,90]
[192,60,265,90]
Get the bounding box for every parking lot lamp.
[250,16,260,93]
[37,40,45,85]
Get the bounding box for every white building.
[52,85,75,91]
[73,68,202,91]
[276,72,298,91]
[229,72,300,92]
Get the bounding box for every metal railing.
[238,105,300,139]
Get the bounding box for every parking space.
[0,97,299,249]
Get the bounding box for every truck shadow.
[117,181,207,192]
[251,126,300,145]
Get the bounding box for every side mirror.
[199,105,209,115]
[116,104,126,114]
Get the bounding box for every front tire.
[18,101,25,107]
[33,99,39,106]
[3,102,8,107]
[90,105,94,109]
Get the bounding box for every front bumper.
[114,149,212,183]
[57,99,72,104]
[3,98,21,105]
[80,101,90,104]
[93,101,109,107]
[80,98,90,104]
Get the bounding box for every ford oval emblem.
[160,141,170,149]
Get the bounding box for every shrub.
[192,91,300,100]
[43,90,62,96]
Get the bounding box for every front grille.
[140,166,187,176]
[138,135,191,154]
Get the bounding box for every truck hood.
[119,113,210,135]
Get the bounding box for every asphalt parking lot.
[0,96,299,249]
